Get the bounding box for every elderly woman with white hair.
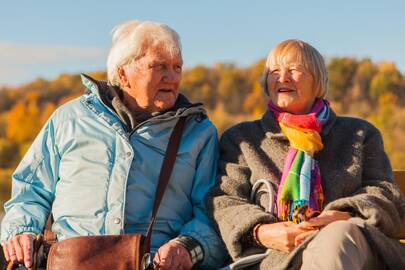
[207,39,405,269]
[1,20,227,269]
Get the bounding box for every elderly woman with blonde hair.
[1,20,227,269]
[208,39,405,269]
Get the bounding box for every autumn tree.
[327,57,358,102]
[368,92,405,169]
[0,139,18,168]
[6,92,42,145]
[243,59,267,116]
[216,64,250,114]
[352,59,377,101]
[370,62,402,101]
[181,65,218,108]
[243,81,266,116]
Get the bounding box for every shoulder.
[49,95,92,125]
[185,113,218,140]
[221,118,263,142]
[333,115,382,140]
[219,118,264,155]
[178,114,219,154]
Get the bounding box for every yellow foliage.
[243,81,266,116]
[0,168,13,206]
[368,93,405,169]
[6,95,41,144]
[0,57,405,172]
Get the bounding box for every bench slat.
[394,171,405,239]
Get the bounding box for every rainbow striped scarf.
[268,99,330,223]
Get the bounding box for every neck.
[121,91,148,113]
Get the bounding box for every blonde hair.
[261,39,328,98]
[106,20,182,86]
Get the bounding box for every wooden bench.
[394,171,405,242]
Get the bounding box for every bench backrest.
[394,171,405,239]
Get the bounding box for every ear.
[117,67,130,88]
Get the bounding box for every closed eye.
[270,69,280,74]
[150,63,165,70]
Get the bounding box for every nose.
[163,68,181,83]
[278,69,291,83]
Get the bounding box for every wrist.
[252,223,266,248]
[171,235,204,265]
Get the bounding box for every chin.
[155,100,176,111]
[274,102,292,111]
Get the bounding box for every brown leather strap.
[44,215,56,243]
[143,116,187,254]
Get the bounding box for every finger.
[294,229,318,246]
[154,249,173,270]
[153,251,162,268]
[2,242,10,261]
[297,217,328,229]
[13,237,24,263]
[158,255,172,269]
[6,241,17,263]
[297,220,316,229]
[21,235,34,267]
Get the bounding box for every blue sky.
[1,0,405,86]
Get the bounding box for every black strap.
[143,116,187,254]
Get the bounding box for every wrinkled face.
[118,47,183,112]
[267,60,316,114]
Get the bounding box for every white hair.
[106,20,182,86]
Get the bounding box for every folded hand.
[255,222,316,252]
[153,240,193,270]
[2,233,35,268]
[297,210,351,230]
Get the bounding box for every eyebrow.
[150,59,183,65]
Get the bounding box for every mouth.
[158,88,175,94]
[277,87,295,93]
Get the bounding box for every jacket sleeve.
[324,126,405,237]
[206,129,276,260]
[178,125,228,269]
[1,117,59,242]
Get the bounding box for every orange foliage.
[6,93,42,144]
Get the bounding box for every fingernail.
[25,260,32,268]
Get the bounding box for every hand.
[294,228,319,246]
[255,222,315,252]
[2,233,36,267]
[153,240,193,270]
[297,210,351,230]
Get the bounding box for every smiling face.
[118,46,183,112]
[267,60,316,114]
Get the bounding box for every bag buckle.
[141,253,153,270]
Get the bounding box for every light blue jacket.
[1,75,227,269]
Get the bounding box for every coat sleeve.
[1,117,59,242]
[178,124,228,269]
[324,126,405,237]
[206,129,276,260]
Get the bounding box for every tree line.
[0,57,405,204]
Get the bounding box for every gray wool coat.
[207,109,405,270]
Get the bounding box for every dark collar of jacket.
[259,108,337,140]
